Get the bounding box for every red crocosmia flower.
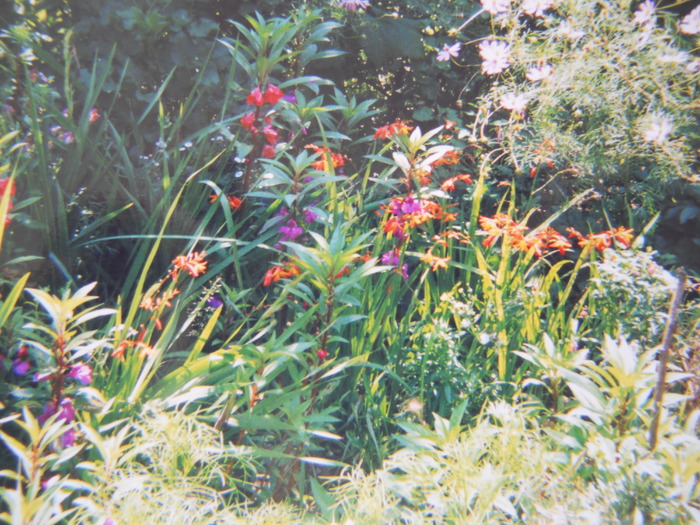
[263,84,284,105]
[373,119,414,140]
[246,87,264,107]
[241,112,256,129]
[263,262,301,286]
[227,195,242,210]
[262,144,276,158]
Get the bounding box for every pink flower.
[338,0,369,12]
[241,112,256,130]
[479,41,511,75]
[500,93,528,114]
[67,363,93,385]
[436,42,462,62]
[633,1,656,27]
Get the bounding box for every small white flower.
[526,63,553,81]
[500,92,528,114]
[642,114,674,145]
[633,1,656,27]
[557,20,585,40]
[481,0,511,15]
[522,0,553,18]
[436,42,462,62]
[680,6,700,35]
[658,50,689,65]
[479,40,511,75]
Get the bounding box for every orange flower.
[210,194,243,210]
[431,150,461,167]
[373,119,414,140]
[478,214,528,248]
[172,251,208,278]
[305,144,346,171]
[440,178,457,191]
[609,226,634,248]
[420,248,450,271]
[579,232,612,252]
[263,262,301,286]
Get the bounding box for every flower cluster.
[240,83,287,162]
[373,119,414,140]
[263,261,301,286]
[566,226,635,252]
[305,144,346,171]
[479,214,573,257]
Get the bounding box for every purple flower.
[38,397,75,425]
[399,263,409,281]
[275,207,290,217]
[67,363,93,385]
[436,43,462,62]
[282,92,298,103]
[303,209,318,223]
[207,294,224,308]
[401,196,421,215]
[381,250,400,266]
[279,219,303,242]
[12,359,29,375]
[60,428,76,448]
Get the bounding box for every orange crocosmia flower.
[172,251,208,277]
[535,227,572,255]
[456,174,473,184]
[263,262,301,286]
[415,169,432,186]
[566,227,583,240]
[431,150,461,167]
[383,217,405,238]
[335,266,351,279]
[609,226,634,248]
[305,144,345,171]
[226,195,243,210]
[421,248,450,271]
[579,232,612,252]
[374,119,414,140]
[440,178,457,191]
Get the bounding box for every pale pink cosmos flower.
[338,0,369,12]
[557,20,585,40]
[680,6,700,35]
[526,63,553,81]
[633,1,656,27]
[481,0,511,15]
[522,0,553,17]
[500,93,528,114]
[437,42,462,62]
[479,40,511,75]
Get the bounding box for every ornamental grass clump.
[473,0,699,186]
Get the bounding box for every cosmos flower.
[436,42,462,62]
[642,114,674,144]
[522,0,553,17]
[479,40,511,75]
[633,1,656,27]
[680,6,700,34]
[481,0,511,15]
[526,64,553,81]
[500,92,528,114]
[338,0,369,12]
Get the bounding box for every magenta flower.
[279,219,303,242]
[67,363,93,385]
[436,43,462,62]
[381,250,400,266]
[303,209,318,223]
[38,397,75,425]
[12,359,30,375]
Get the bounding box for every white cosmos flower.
[436,42,462,62]
[526,63,553,81]
[680,6,700,35]
[481,0,511,15]
[633,1,656,27]
[522,0,553,17]
[479,40,511,75]
[558,20,585,40]
[642,114,674,145]
[500,93,528,114]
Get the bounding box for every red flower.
[262,144,276,158]
[263,84,284,105]
[317,348,328,360]
[262,125,279,144]
[246,87,264,107]
[241,112,256,129]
